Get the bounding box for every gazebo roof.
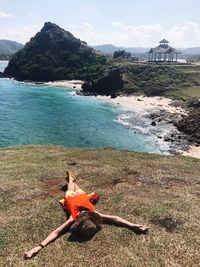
[159,39,169,43]
[148,45,181,54]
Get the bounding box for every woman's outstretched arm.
[24,216,74,259]
[96,212,149,232]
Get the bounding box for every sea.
[0,61,170,154]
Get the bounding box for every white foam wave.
[114,111,181,153]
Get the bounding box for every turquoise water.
[0,61,8,72]
[0,62,165,153]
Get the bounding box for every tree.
[113,50,131,58]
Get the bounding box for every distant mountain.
[0,40,23,55]
[93,44,150,55]
[4,22,107,81]
[93,44,200,56]
[181,47,200,55]
[93,44,119,55]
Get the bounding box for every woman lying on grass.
[24,171,149,259]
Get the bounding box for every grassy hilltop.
[0,145,200,267]
[109,58,200,102]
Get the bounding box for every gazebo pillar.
[154,53,157,61]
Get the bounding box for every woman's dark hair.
[70,211,102,238]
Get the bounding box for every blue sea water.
[0,61,8,72]
[0,62,168,153]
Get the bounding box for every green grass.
[0,145,200,266]
[167,86,200,101]
[108,59,200,103]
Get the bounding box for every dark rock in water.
[0,72,4,78]
[82,81,92,91]
[111,93,117,98]
[82,68,123,96]
[151,121,156,126]
[4,22,107,82]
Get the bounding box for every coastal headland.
[1,22,200,158]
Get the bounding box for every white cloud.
[27,14,37,19]
[0,24,42,44]
[164,22,200,47]
[84,22,93,30]
[77,4,95,15]
[111,21,123,27]
[1,21,199,48]
[0,11,13,18]
[67,21,200,48]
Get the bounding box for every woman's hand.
[24,245,42,259]
[132,225,150,233]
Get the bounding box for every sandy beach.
[182,145,200,159]
[45,80,84,89]
[97,95,187,115]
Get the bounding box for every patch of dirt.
[150,216,184,232]
[43,178,64,197]
[163,177,189,188]
[68,162,77,166]
[15,192,49,206]
[100,170,141,189]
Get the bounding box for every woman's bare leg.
[66,175,81,194]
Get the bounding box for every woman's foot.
[24,246,42,259]
[65,171,76,182]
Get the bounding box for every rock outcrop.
[82,68,123,97]
[175,109,200,145]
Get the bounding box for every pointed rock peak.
[40,22,73,39]
[42,22,64,33]
[43,22,59,30]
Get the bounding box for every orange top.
[63,193,95,220]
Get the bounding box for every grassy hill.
[109,58,200,102]
[0,145,199,266]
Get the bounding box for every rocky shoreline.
[95,94,200,158]
[146,109,190,154]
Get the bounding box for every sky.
[0,0,199,48]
